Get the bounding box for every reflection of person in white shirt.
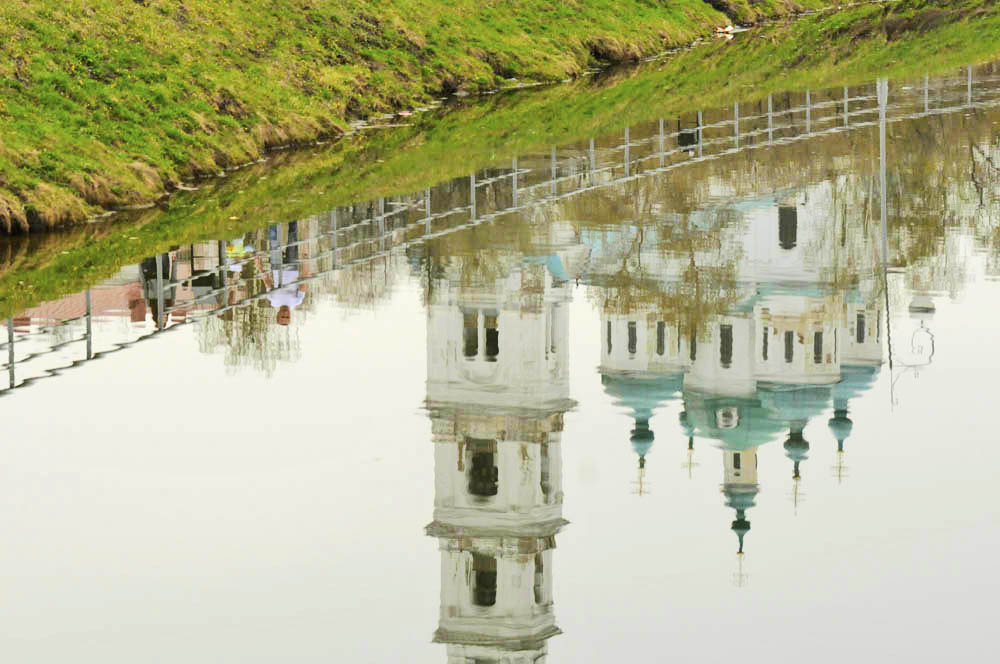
[256,221,308,326]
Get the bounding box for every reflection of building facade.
[424,236,584,662]
[590,183,885,555]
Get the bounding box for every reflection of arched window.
[606,320,613,355]
[813,331,823,364]
[784,330,794,363]
[468,439,498,497]
[656,321,666,356]
[627,321,637,356]
[733,452,742,470]
[762,326,769,360]
[463,311,478,358]
[484,314,499,361]
[472,553,497,607]
[778,206,798,250]
[690,328,698,361]
[533,554,544,605]
[717,407,739,429]
[720,324,733,369]
[856,313,866,343]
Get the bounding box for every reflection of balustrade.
[3,65,998,394]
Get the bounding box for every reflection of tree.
[568,176,745,337]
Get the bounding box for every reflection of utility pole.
[878,78,896,412]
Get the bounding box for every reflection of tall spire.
[722,448,759,563]
[631,417,653,496]
[784,424,809,513]
[679,410,698,479]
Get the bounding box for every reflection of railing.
[2,65,998,394]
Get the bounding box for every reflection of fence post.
[470,174,477,219]
[589,138,596,178]
[843,87,849,127]
[768,95,774,143]
[924,73,929,113]
[968,65,973,106]
[697,111,703,157]
[331,208,339,267]
[805,89,811,134]
[624,127,630,177]
[733,103,739,149]
[512,158,518,208]
[86,288,93,360]
[155,253,165,330]
[7,317,14,389]
[659,119,665,168]
[550,147,557,196]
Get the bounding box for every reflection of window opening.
[656,321,666,356]
[549,306,558,356]
[784,331,794,363]
[690,329,697,361]
[778,206,798,250]
[533,554,545,605]
[472,553,498,607]
[627,321,637,356]
[857,313,866,344]
[463,311,478,358]
[734,452,742,470]
[484,314,499,361]
[763,326,769,360]
[607,321,613,355]
[814,331,823,364]
[720,324,733,369]
[468,439,498,497]
[540,442,551,503]
[717,407,739,429]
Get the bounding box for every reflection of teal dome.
[833,364,880,410]
[758,383,832,425]
[783,429,810,479]
[682,391,785,451]
[829,363,880,450]
[603,373,684,464]
[723,486,758,554]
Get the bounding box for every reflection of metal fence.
[3,65,999,393]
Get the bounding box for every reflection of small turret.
[679,410,697,478]
[722,448,759,556]
[783,423,810,481]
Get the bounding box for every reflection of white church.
[590,183,885,553]
[423,229,587,662]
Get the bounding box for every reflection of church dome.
[602,373,684,465]
[682,391,785,450]
[723,486,758,554]
[758,383,831,426]
[783,428,810,479]
[830,363,880,450]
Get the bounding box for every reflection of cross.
[684,448,699,480]
[790,477,805,515]
[833,450,849,484]
[732,552,749,588]
[632,466,649,496]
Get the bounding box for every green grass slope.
[0,0,830,233]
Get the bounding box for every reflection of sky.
[2,269,999,663]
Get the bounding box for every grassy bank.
[1,0,1000,316]
[0,0,835,233]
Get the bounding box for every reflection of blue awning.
[524,255,570,282]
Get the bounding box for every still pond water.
[2,61,1000,663]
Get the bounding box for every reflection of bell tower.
[722,447,759,555]
[425,256,575,662]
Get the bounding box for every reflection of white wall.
[600,311,688,376]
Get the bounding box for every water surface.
[2,62,999,663]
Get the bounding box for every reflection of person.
[140,253,176,327]
[255,221,307,326]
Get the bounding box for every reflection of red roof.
[18,282,143,323]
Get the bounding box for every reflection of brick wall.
[17,282,143,323]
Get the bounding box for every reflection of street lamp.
[890,297,936,407]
